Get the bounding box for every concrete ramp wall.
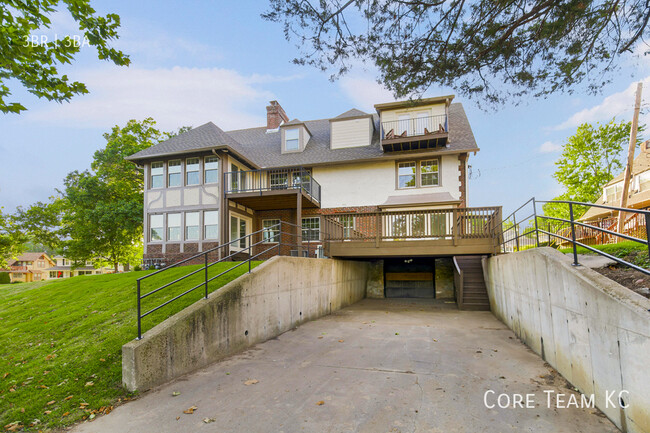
[123,257,370,391]
[484,247,650,433]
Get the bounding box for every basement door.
[384,258,435,298]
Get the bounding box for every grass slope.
[559,240,649,268]
[0,261,260,431]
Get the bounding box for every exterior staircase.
[453,255,490,311]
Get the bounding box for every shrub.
[0,272,10,284]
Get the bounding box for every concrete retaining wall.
[484,248,650,433]
[123,256,370,391]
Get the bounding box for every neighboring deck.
[323,207,502,258]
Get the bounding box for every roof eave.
[374,95,455,113]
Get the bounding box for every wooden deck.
[322,207,502,258]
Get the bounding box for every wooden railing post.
[452,208,459,245]
[375,213,381,247]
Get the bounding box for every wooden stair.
[453,255,490,311]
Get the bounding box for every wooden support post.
[618,82,643,236]
[375,213,381,247]
[296,191,302,256]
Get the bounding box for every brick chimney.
[266,101,289,130]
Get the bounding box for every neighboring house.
[581,141,650,221]
[44,256,125,279]
[1,252,55,283]
[126,96,497,303]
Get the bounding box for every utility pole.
[617,82,643,236]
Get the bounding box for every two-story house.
[44,256,125,279]
[1,252,55,283]
[126,96,499,303]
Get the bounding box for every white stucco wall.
[313,154,461,208]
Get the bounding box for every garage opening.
[384,258,455,299]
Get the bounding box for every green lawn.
[559,240,649,268]
[0,261,260,431]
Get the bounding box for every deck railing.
[322,207,501,242]
[380,114,447,140]
[224,167,321,204]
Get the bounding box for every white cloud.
[538,141,562,153]
[554,77,650,130]
[23,66,298,131]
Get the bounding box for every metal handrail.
[135,220,321,339]
[501,197,650,277]
[380,114,448,140]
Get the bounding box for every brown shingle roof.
[126,102,479,168]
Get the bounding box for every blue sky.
[2,0,650,216]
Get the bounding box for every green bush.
[0,272,10,284]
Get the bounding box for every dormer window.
[285,129,299,151]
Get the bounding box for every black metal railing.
[380,114,447,140]
[501,197,650,276]
[223,167,321,204]
[135,221,321,340]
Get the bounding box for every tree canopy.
[263,0,650,104]
[1,0,129,114]
[543,118,643,219]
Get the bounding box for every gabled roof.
[126,122,257,167]
[11,252,50,263]
[331,108,370,120]
[125,102,478,168]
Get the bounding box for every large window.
[168,160,182,187]
[204,211,219,239]
[205,156,219,184]
[186,158,200,185]
[285,129,299,151]
[167,213,181,241]
[185,212,200,240]
[398,162,416,188]
[151,162,164,188]
[229,163,247,192]
[397,159,440,189]
[302,217,320,241]
[420,160,439,186]
[604,183,623,203]
[263,219,280,243]
[150,214,164,241]
[270,172,288,189]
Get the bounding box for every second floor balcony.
[224,167,321,210]
[380,114,448,152]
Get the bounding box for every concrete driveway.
[73,299,618,433]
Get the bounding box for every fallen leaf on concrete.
[432,339,437,342]
[244,379,259,386]
[176,416,180,421]
[318,336,323,339]
[316,401,325,406]
[183,406,198,414]
[395,332,399,335]
[338,340,344,343]
[172,391,181,397]
[476,350,482,353]
[203,418,216,423]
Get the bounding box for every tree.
[12,199,64,250]
[58,119,173,271]
[0,209,28,269]
[263,1,650,104]
[543,119,643,219]
[1,1,129,114]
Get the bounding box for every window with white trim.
[150,214,164,241]
[186,158,200,185]
[167,213,181,241]
[204,156,219,184]
[285,129,299,151]
[263,219,280,243]
[398,162,416,188]
[168,160,182,187]
[420,160,439,186]
[204,210,219,239]
[397,159,440,189]
[185,212,200,240]
[302,217,320,241]
[151,162,164,189]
